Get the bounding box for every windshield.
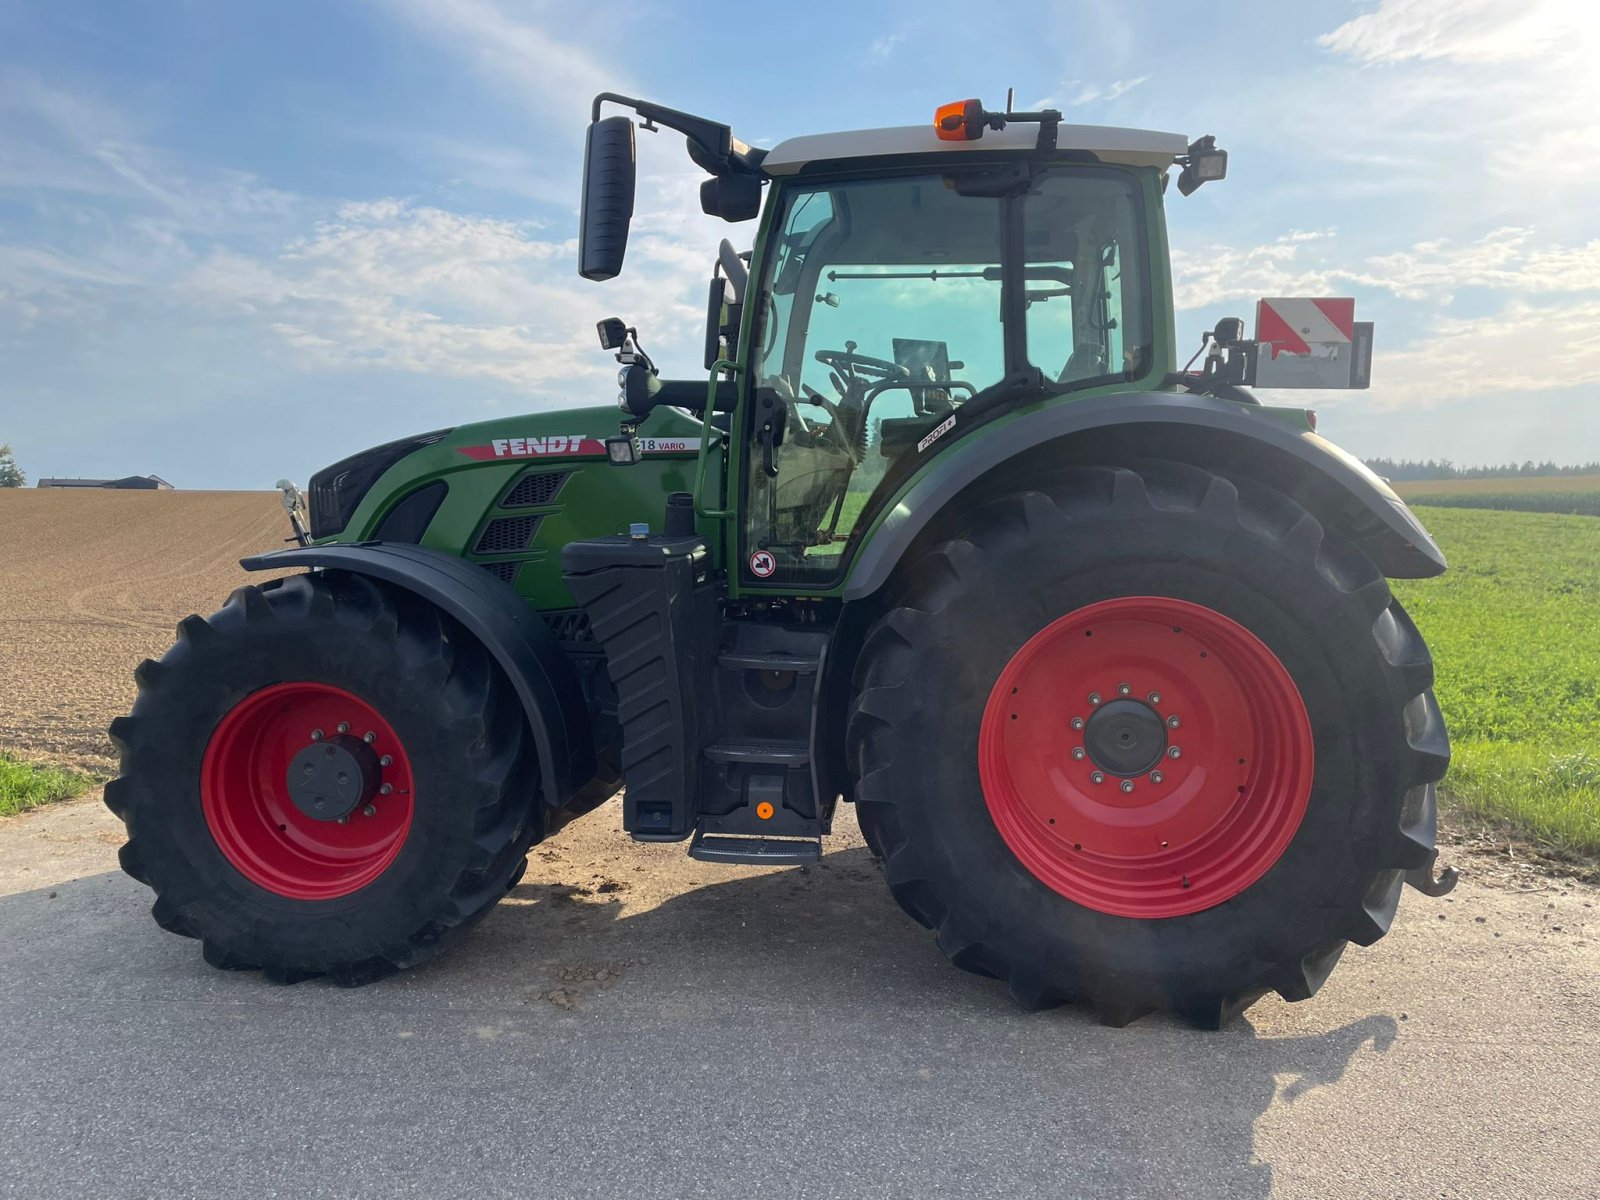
[744,166,1151,586]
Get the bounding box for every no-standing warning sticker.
[748,549,777,578]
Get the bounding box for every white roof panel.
[762,122,1189,175]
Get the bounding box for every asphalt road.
[2,795,1597,1200]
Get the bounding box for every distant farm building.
[36,475,174,491]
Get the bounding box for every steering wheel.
[814,347,906,386]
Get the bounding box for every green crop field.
[1392,507,1600,860]
[1394,475,1600,517]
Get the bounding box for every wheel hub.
[287,734,380,822]
[977,596,1315,918]
[201,682,415,900]
[1083,698,1168,777]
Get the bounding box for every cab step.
[703,741,810,766]
[688,831,822,866]
[716,650,820,674]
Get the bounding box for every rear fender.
[241,543,595,807]
[844,391,1445,603]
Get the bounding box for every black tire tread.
[109,571,540,986]
[847,462,1449,1027]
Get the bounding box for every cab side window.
[1024,172,1149,385]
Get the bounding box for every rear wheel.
[846,462,1449,1027]
[107,572,540,985]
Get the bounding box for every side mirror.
[579,116,637,281]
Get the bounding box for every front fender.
[844,392,1445,601]
[241,542,594,807]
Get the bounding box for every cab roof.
[762,121,1189,175]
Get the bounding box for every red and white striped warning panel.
[1252,298,1370,390]
[1256,298,1354,358]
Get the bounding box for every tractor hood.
[309,404,706,547]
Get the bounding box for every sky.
[2,0,1598,489]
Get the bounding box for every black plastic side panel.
[241,543,595,807]
[704,623,827,824]
[372,481,447,544]
[561,534,717,839]
[843,392,1446,601]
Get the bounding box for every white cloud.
[184,182,728,395]
[1312,0,1600,198]
[1039,76,1149,109]
[1362,230,1600,300]
[0,72,297,229]
[866,32,905,61]
[1364,297,1600,408]
[1318,0,1576,64]
[371,0,625,130]
[1171,230,1344,312]
[1175,226,1600,312]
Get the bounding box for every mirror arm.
[591,92,767,175]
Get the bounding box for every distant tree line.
[1362,458,1600,481]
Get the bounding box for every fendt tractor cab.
[108,95,1454,1027]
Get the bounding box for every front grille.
[502,470,568,507]
[479,560,520,585]
[474,515,542,555]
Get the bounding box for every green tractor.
[107,95,1455,1026]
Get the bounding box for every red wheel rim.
[201,683,415,900]
[978,597,1314,918]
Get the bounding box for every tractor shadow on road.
[466,844,1399,1195]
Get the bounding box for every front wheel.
[846,462,1450,1027]
[106,572,540,985]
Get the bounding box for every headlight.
[307,429,452,539]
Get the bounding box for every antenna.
[1006,87,1015,113]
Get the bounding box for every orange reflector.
[755,801,775,820]
[934,99,984,141]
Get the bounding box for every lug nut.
[1072,747,1087,761]
[379,754,393,767]
[1119,779,1134,794]
[1118,682,1131,696]
[1148,691,1162,705]
[1088,692,1102,706]
[363,731,377,744]
[1070,716,1085,731]
[1168,746,1182,759]
[1167,715,1181,729]
[362,804,377,818]
[310,729,323,742]
[336,816,349,825]
[337,722,350,734]
[379,783,393,796]
[1150,770,1164,784]
[1090,771,1105,785]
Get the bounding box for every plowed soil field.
[0,489,285,770]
